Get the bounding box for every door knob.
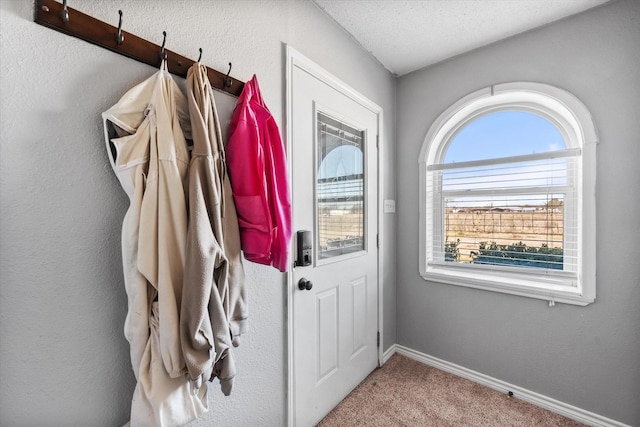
[298,278,313,291]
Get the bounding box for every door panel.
[317,288,338,382]
[351,277,367,357]
[291,64,379,426]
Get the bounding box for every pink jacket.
[226,75,291,272]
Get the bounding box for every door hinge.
[377,331,380,348]
[376,134,379,149]
[376,234,379,248]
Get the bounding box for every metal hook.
[115,10,124,45]
[197,48,203,63]
[60,0,69,23]
[224,62,233,87]
[160,31,167,60]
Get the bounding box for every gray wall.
[396,0,639,425]
[0,1,396,425]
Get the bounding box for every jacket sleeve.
[206,70,247,345]
[180,163,223,387]
[222,176,248,344]
[181,159,238,395]
[137,145,189,379]
[263,116,292,272]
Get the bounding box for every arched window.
[419,83,597,306]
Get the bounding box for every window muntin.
[419,83,597,306]
[316,112,365,260]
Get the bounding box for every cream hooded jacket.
[103,62,207,426]
[180,62,247,395]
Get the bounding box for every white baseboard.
[381,344,628,427]
[382,344,396,364]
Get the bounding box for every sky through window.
[444,110,565,164]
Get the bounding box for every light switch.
[383,199,396,213]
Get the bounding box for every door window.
[316,112,365,260]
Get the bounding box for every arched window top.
[444,110,566,164]
[420,82,598,167]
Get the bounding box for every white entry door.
[288,50,381,427]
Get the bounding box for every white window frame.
[419,82,597,306]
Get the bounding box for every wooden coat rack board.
[34,0,245,97]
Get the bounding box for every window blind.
[427,149,580,274]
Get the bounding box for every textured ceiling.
[312,0,611,76]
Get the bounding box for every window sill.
[421,264,594,306]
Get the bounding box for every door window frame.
[314,103,370,266]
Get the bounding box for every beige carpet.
[318,354,584,427]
